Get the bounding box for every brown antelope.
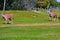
[47,10,57,21]
[1,13,13,24]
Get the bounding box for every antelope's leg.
[8,17,13,24]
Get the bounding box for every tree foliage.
[37,0,60,8]
[11,0,37,10]
[0,0,60,10]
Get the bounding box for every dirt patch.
[0,23,60,27]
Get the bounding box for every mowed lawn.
[0,26,60,40]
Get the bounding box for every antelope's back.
[5,13,13,18]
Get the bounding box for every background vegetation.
[0,0,60,10]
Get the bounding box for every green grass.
[12,10,49,23]
[0,10,60,40]
[0,26,60,40]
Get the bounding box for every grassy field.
[0,9,60,24]
[0,26,60,40]
[0,10,49,24]
[0,9,60,40]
